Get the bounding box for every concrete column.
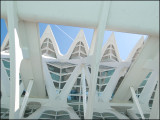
[7,1,23,119]
[86,1,111,119]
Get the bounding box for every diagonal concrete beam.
[19,80,33,118]
[130,87,145,119]
[113,36,159,102]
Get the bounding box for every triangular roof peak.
[43,25,53,35]
[126,36,144,61]
[106,32,116,45]
[76,29,85,38]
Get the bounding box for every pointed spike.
[44,25,53,34]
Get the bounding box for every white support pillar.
[19,80,33,119]
[149,78,159,119]
[86,1,111,119]
[7,1,23,119]
[130,87,145,119]
[81,65,87,118]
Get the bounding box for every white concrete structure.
[1,1,159,119]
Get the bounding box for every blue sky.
[1,19,147,60]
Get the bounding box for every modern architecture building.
[1,1,159,119]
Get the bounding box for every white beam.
[113,36,159,102]
[102,65,123,102]
[19,21,46,98]
[86,1,111,119]
[7,1,23,119]
[139,71,158,105]
[130,87,145,119]
[60,65,81,99]
[42,59,57,100]
[1,1,159,36]
[19,80,33,119]
[81,65,87,118]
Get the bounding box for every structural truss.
[1,1,159,119]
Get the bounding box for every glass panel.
[72,46,79,53]
[60,83,65,89]
[81,42,84,46]
[105,77,110,84]
[140,80,147,87]
[70,87,80,94]
[24,102,41,118]
[104,116,118,119]
[138,88,143,94]
[146,72,152,79]
[107,69,115,76]
[39,114,55,119]
[100,85,107,92]
[93,116,103,119]
[50,73,60,81]
[6,69,10,77]
[57,111,68,115]
[48,43,54,51]
[53,82,59,89]
[80,47,86,54]
[88,67,91,73]
[76,42,81,45]
[93,112,101,116]
[62,67,75,73]
[75,78,81,85]
[41,43,47,49]
[67,96,79,103]
[69,105,79,111]
[102,112,115,117]
[47,64,60,73]
[151,92,155,99]
[80,105,83,111]
[2,60,10,68]
[149,100,153,107]
[70,53,79,59]
[44,38,48,42]
[80,53,87,58]
[104,49,110,56]
[61,74,71,81]
[56,115,70,120]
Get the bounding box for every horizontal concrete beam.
[1,1,159,36]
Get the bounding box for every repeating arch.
[101,32,121,62]
[126,36,144,62]
[66,30,89,59]
[40,25,61,59]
